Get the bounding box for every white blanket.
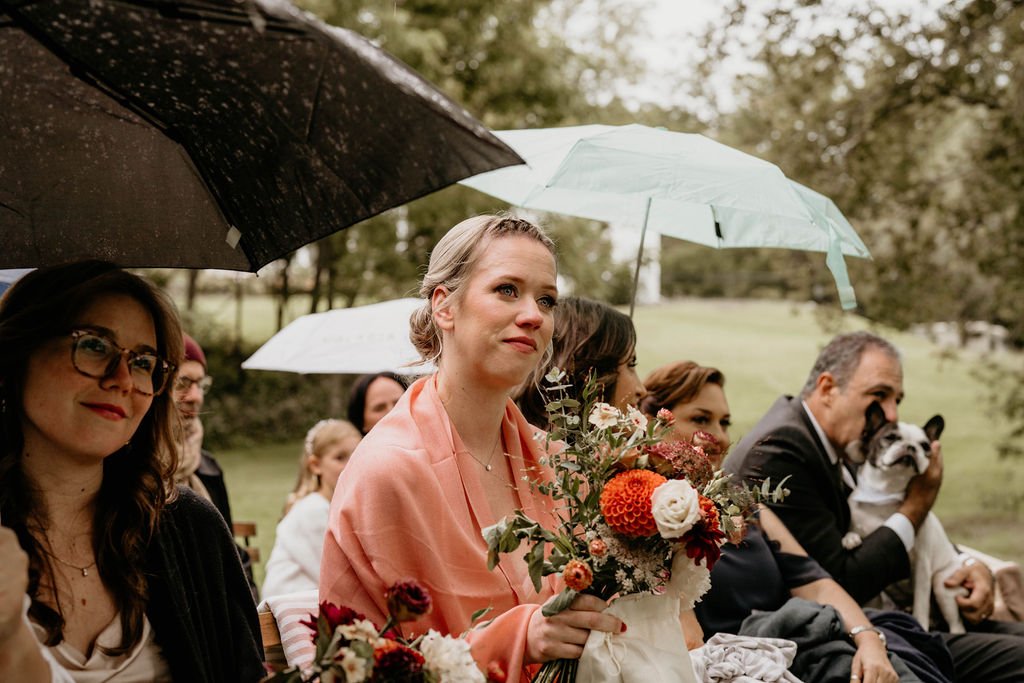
[691,632,803,683]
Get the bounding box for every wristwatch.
[849,625,887,647]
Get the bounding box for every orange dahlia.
[599,469,667,537]
[698,495,721,530]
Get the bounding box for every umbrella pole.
[628,197,653,318]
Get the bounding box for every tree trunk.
[234,276,244,354]
[309,243,324,315]
[276,254,293,332]
[186,270,200,311]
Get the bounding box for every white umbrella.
[459,124,870,311]
[0,268,32,296]
[241,298,430,375]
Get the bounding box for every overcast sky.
[623,0,946,111]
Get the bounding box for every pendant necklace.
[48,552,96,578]
[469,431,503,472]
[41,538,96,577]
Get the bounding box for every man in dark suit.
[726,331,1024,682]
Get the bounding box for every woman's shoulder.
[163,486,230,531]
[347,426,440,474]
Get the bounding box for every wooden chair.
[232,521,260,563]
[259,610,287,672]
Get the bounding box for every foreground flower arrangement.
[262,580,502,683]
[484,370,788,682]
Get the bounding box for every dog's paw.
[842,532,863,550]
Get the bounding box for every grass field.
[211,297,1024,591]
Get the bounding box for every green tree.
[284,0,655,309]
[690,0,1024,451]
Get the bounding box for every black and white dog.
[841,402,967,633]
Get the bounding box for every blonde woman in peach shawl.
[319,215,624,681]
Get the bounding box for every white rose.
[651,479,700,539]
[588,402,620,429]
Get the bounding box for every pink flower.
[656,408,675,425]
[643,441,714,487]
[589,538,608,557]
[692,430,722,457]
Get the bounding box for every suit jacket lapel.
[791,398,852,531]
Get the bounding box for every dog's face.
[847,402,944,494]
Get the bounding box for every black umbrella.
[0,0,522,270]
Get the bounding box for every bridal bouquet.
[261,580,504,683]
[484,369,787,682]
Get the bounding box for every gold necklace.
[45,549,96,578]
[39,533,96,578]
[467,431,503,472]
[439,393,504,472]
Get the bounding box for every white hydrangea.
[419,630,485,683]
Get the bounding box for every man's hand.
[945,558,995,624]
[899,441,943,529]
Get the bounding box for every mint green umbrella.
[460,124,870,312]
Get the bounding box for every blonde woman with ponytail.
[261,419,361,598]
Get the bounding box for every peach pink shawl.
[320,375,560,681]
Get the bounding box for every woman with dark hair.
[641,360,953,683]
[516,296,644,428]
[345,372,407,435]
[0,261,262,681]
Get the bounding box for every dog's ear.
[862,401,888,440]
[924,414,945,442]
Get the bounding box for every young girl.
[261,419,361,597]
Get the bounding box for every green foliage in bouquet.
[484,368,789,619]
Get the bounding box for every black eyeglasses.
[174,375,213,393]
[69,330,175,396]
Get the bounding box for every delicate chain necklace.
[46,550,96,577]
[39,535,96,578]
[467,432,504,472]
[439,393,504,472]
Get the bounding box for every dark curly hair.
[0,261,183,654]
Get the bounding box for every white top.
[261,493,331,598]
[27,596,171,682]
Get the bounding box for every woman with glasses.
[0,261,262,682]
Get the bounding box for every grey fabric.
[740,598,919,683]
